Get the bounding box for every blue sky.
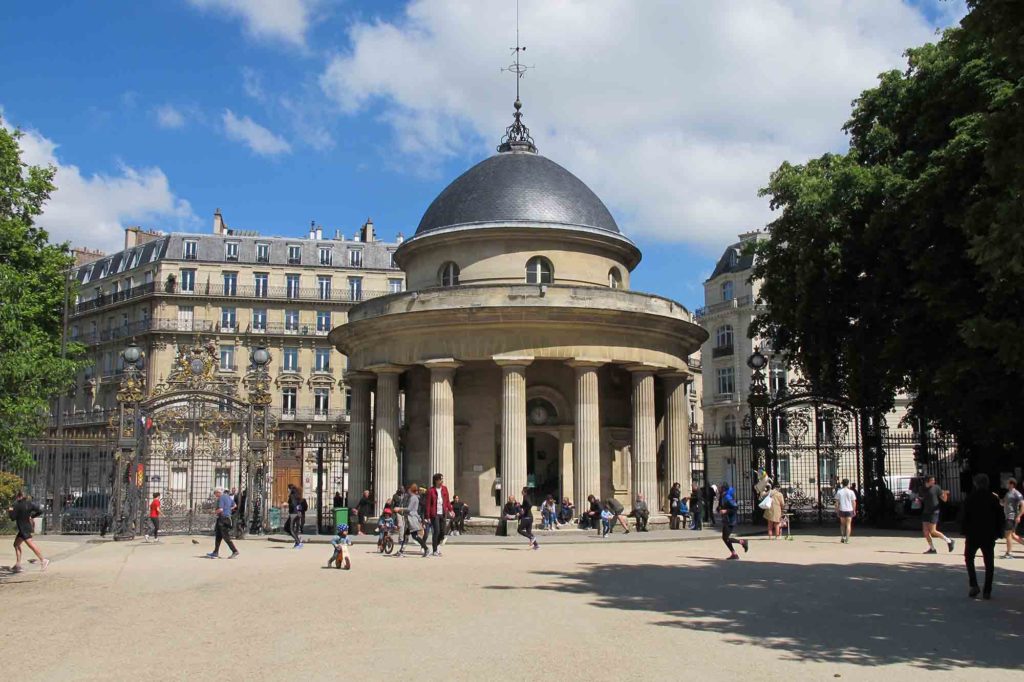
[1,1,965,310]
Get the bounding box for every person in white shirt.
[834,479,858,543]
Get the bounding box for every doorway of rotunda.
[526,432,561,503]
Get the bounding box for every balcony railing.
[711,344,734,358]
[272,407,349,422]
[694,295,753,320]
[49,408,116,428]
[73,282,392,316]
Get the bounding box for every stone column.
[495,357,532,504]
[629,366,658,509]
[426,359,460,488]
[663,370,692,511]
[568,359,604,512]
[372,366,403,515]
[345,372,374,506]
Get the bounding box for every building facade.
[54,214,404,510]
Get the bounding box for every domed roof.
[415,150,620,236]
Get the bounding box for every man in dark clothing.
[206,488,239,559]
[354,490,374,535]
[920,475,954,554]
[286,484,303,548]
[518,487,539,549]
[690,483,704,530]
[581,495,602,529]
[7,491,48,572]
[962,473,1004,599]
[333,491,344,509]
[449,495,469,535]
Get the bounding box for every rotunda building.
[330,105,707,519]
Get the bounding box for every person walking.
[286,484,303,548]
[718,482,748,560]
[206,488,239,559]
[962,473,1003,599]
[518,487,539,550]
[397,483,429,558]
[920,475,954,554]
[426,473,453,556]
[1001,478,1024,559]
[145,492,161,542]
[834,479,857,543]
[689,483,703,530]
[7,491,48,572]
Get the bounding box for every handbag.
[758,494,773,511]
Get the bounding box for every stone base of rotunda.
[459,514,671,535]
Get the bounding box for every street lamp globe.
[251,347,271,367]
[122,343,141,364]
[747,348,767,371]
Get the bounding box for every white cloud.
[2,114,197,253]
[320,0,966,247]
[187,0,317,49]
[222,109,292,156]
[155,104,186,129]
[241,67,265,101]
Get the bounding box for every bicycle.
[377,526,395,555]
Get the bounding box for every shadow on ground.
[491,556,1024,670]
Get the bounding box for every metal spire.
[498,0,536,153]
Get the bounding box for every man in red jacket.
[425,473,454,557]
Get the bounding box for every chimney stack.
[213,209,226,235]
[361,218,376,243]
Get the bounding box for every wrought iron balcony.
[272,407,350,422]
[711,344,734,358]
[694,295,753,320]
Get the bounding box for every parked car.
[883,475,926,515]
[61,492,111,533]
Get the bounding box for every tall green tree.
[0,119,83,470]
[753,0,1024,472]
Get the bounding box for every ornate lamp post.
[243,346,273,534]
[112,341,146,540]
[747,348,771,522]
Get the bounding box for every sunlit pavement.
[2,531,1020,680]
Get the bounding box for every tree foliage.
[0,119,84,470]
[752,0,1024,469]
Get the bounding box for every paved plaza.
[1,530,1020,680]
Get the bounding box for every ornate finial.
[498,0,536,153]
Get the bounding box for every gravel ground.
[1,531,1021,680]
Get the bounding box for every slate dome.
[415,150,620,236]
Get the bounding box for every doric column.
[425,359,460,487]
[663,370,692,511]
[371,365,403,515]
[495,356,532,504]
[345,372,374,506]
[629,366,658,508]
[568,359,604,512]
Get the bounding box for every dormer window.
[440,262,460,287]
[183,240,198,260]
[256,243,270,263]
[526,256,553,285]
[287,245,301,265]
[348,249,362,267]
[319,247,333,266]
[225,242,239,261]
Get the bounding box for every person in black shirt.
[920,475,954,554]
[689,483,704,530]
[581,495,602,529]
[518,487,539,550]
[354,490,374,535]
[333,491,344,509]
[449,495,469,535]
[668,482,683,530]
[8,491,49,572]
[962,473,1003,599]
[286,484,303,548]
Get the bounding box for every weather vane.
[498,0,537,153]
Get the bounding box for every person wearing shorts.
[7,491,48,572]
[920,475,954,554]
[1001,478,1024,559]
[834,479,857,543]
[146,492,161,542]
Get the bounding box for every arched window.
[608,267,622,289]
[721,280,734,302]
[723,414,737,438]
[526,256,553,285]
[715,324,733,348]
[439,261,460,287]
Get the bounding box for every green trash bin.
[269,507,282,531]
[333,507,349,529]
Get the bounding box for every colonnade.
[347,358,692,516]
